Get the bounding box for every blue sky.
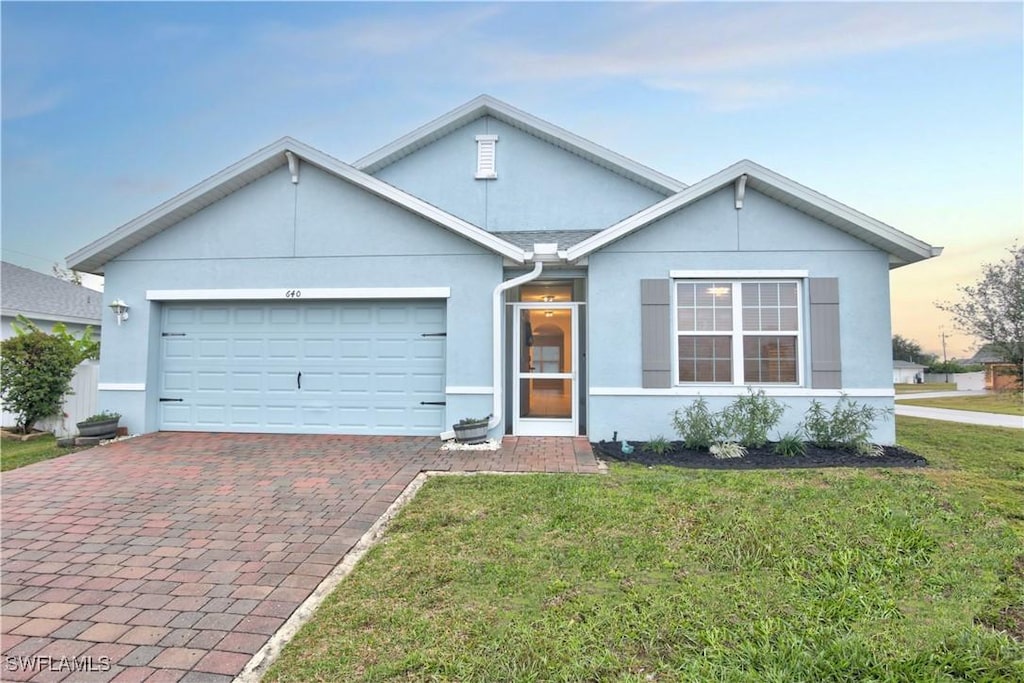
[2,1,1021,355]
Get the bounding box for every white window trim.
[670,269,809,279]
[672,278,804,388]
[146,287,451,301]
[475,134,498,179]
[98,382,146,391]
[590,387,894,398]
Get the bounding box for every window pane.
[742,308,760,331]
[779,283,797,306]
[761,283,779,306]
[742,284,758,306]
[678,308,695,331]
[716,308,732,329]
[743,335,798,383]
[678,335,731,383]
[780,307,798,330]
[677,283,696,307]
[696,308,715,331]
[761,309,780,331]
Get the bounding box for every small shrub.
[710,441,746,459]
[456,415,491,426]
[0,331,80,433]
[643,435,671,456]
[720,388,785,448]
[774,433,806,457]
[672,398,723,450]
[80,411,121,424]
[801,396,891,454]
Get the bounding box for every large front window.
[675,280,801,385]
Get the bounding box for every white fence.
[921,371,986,391]
[1,360,99,438]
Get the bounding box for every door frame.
[511,302,578,436]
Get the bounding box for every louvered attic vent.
[475,135,498,179]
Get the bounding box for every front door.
[513,304,577,436]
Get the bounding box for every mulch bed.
[592,441,928,470]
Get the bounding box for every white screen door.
[513,304,577,436]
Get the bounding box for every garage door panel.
[160,300,446,435]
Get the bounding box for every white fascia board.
[2,309,102,326]
[146,287,452,301]
[68,138,298,274]
[742,161,937,264]
[590,387,896,398]
[568,159,939,264]
[566,162,744,260]
[293,143,526,263]
[355,95,687,194]
[669,269,809,279]
[67,136,526,272]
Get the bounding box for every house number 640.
[284,290,302,298]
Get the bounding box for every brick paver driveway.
[2,433,599,682]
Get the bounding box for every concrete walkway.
[893,389,1023,428]
[895,390,990,401]
[1,433,601,682]
[895,404,1023,429]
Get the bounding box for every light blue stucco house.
[68,96,941,444]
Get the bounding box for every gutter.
[438,259,545,441]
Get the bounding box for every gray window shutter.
[808,278,841,389]
[641,279,672,388]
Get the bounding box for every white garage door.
[158,301,446,434]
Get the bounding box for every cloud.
[1,85,67,120]
[485,3,1019,109]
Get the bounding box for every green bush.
[0,331,80,433]
[801,396,890,454]
[720,388,785,448]
[643,435,672,456]
[672,398,723,450]
[773,433,807,457]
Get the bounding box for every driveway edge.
[236,468,604,682]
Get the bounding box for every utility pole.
[941,328,949,383]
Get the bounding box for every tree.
[937,243,1024,386]
[892,334,935,363]
[0,318,99,433]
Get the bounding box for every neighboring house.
[1,261,102,435]
[967,343,1022,391]
[892,360,926,384]
[67,95,941,444]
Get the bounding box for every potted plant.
[453,415,491,445]
[77,411,121,439]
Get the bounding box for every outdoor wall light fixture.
[109,299,129,326]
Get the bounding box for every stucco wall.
[586,187,897,444]
[373,116,667,232]
[99,164,503,434]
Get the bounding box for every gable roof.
[565,159,943,268]
[354,95,687,196]
[968,343,1019,364]
[67,137,527,274]
[892,360,927,369]
[1,261,102,326]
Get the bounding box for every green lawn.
[900,392,1024,417]
[1,434,83,471]
[266,417,1024,682]
[895,382,956,394]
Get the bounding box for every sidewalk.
[895,390,989,401]
[895,404,1023,429]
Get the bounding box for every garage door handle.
[297,372,302,389]
[420,401,446,406]
[159,398,183,402]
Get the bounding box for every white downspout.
[487,260,543,431]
